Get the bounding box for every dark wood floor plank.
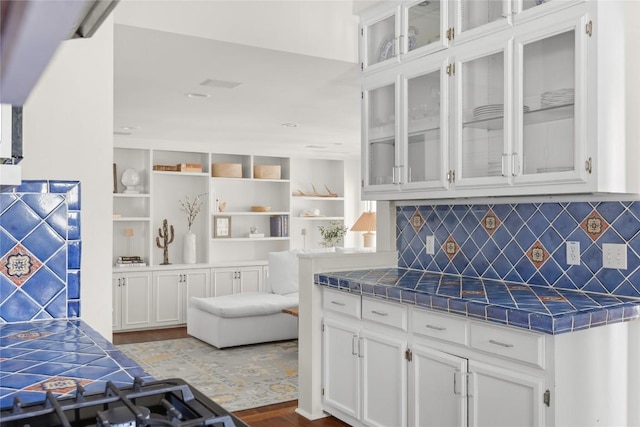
[112,328,350,426]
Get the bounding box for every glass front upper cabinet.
[454,0,511,44]
[365,78,398,190]
[361,1,448,72]
[403,67,446,189]
[514,18,585,183]
[454,45,509,187]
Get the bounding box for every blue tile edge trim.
[315,270,640,335]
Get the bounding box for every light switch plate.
[426,235,435,255]
[602,243,627,269]
[566,241,580,265]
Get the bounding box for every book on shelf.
[115,262,147,268]
[269,215,290,237]
[117,256,143,262]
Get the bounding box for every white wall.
[20,17,114,338]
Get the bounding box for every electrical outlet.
[566,241,580,265]
[426,235,435,255]
[603,243,627,269]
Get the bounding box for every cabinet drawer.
[470,322,545,368]
[412,308,468,346]
[323,288,361,319]
[362,297,407,331]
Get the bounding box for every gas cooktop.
[0,377,248,427]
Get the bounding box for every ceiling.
[113,0,372,158]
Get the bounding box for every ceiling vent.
[199,79,243,89]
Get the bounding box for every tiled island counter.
[315,267,640,427]
[0,319,153,408]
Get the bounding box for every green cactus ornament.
[156,219,174,265]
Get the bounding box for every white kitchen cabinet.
[468,360,545,427]
[410,344,467,427]
[210,265,263,297]
[112,271,152,331]
[360,1,449,73]
[322,289,408,427]
[361,1,640,200]
[152,269,210,326]
[323,316,361,420]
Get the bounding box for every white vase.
[183,230,196,264]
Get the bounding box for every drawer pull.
[489,339,514,348]
[331,301,346,306]
[425,324,446,331]
[371,310,388,317]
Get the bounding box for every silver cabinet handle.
[331,301,346,306]
[352,335,358,356]
[453,370,460,395]
[425,324,446,331]
[371,310,388,317]
[489,339,514,348]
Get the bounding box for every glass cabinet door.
[514,20,584,183]
[455,0,510,43]
[364,9,400,69]
[454,46,509,187]
[403,0,448,57]
[365,78,398,190]
[402,66,447,189]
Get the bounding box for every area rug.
[116,338,298,411]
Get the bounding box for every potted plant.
[318,221,348,247]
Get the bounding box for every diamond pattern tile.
[396,201,640,299]
[0,320,153,407]
[0,181,81,322]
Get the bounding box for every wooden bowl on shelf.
[251,206,271,212]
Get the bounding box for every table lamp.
[351,211,376,248]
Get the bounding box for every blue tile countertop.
[315,268,640,335]
[0,319,154,408]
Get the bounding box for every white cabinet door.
[451,39,511,189]
[237,266,262,293]
[183,269,210,322]
[152,271,183,327]
[119,271,153,330]
[410,344,467,427]
[211,268,235,297]
[112,275,122,331]
[512,13,588,186]
[468,359,545,427]
[322,317,361,420]
[361,328,408,427]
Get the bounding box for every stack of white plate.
[541,88,574,108]
[472,104,530,121]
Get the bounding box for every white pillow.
[267,248,337,295]
[267,250,300,295]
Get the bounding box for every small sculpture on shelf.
[156,219,174,265]
[294,184,338,198]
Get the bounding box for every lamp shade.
[351,211,376,232]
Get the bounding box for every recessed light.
[306,144,328,149]
[282,123,299,128]
[186,93,211,98]
[121,126,139,131]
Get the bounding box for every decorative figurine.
[156,219,174,265]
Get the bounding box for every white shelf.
[212,177,290,183]
[293,216,344,221]
[154,171,210,177]
[213,211,290,216]
[292,196,344,201]
[113,217,151,222]
[113,193,151,198]
[212,237,291,242]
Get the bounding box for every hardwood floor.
[113,327,350,426]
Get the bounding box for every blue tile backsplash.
[0,181,81,323]
[397,201,640,298]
